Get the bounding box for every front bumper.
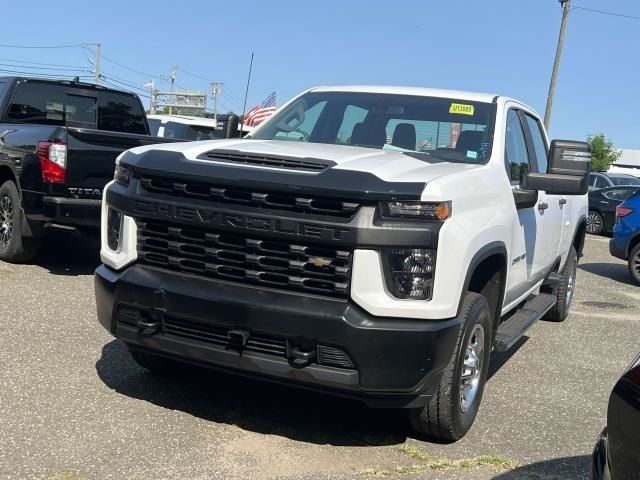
[95,263,461,408]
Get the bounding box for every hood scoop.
[198,149,336,172]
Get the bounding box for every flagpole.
[240,52,254,135]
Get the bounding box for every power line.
[573,5,640,21]
[0,62,89,73]
[82,45,159,79]
[0,43,84,49]
[0,57,87,69]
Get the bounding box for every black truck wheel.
[0,180,37,263]
[543,247,577,322]
[409,292,491,441]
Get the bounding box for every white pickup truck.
[95,86,590,441]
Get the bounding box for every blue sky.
[2,0,639,147]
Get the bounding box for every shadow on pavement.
[96,336,525,447]
[488,336,528,380]
[492,454,590,479]
[579,262,635,287]
[34,232,100,276]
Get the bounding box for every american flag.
[244,91,277,127]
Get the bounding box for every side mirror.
[521,139,591,195]
[224,115,240,138]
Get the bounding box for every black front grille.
[200,149,335,172]
[137,220,352,297]
[138,176,360,219]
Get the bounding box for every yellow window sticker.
[449,103,475,116]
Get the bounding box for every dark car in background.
[589,172,640,191]
[0,77,176,262]
[587,186,640,235]
[591,353,640,479]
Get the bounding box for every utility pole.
[544,0,571,131]
[94,43,101,85]
[150,78,157,114]
[210,82,223,124]
[169,66,177,114]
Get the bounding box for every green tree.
[587,133,622,172]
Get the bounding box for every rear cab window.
[4,81,148,134]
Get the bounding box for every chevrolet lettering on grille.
[133,200,353,242]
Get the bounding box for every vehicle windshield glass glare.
[611,175,640,186]
[252,91,496,164]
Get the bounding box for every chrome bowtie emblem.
[309,257,331,267]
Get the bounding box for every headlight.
[114,164,132,186]
[380,201,451,220]
[106,208,123,252]
[383,248,436,300]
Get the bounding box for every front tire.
[409,292,491,441]
[628,243,640,286]
[586,210,604,235]
[544,247,577,322]
[0,180,37,263]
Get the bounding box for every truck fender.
[457,241,508,327]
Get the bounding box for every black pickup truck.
[0,77,176,262]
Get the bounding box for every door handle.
[538,202,549,211]
[559,198,567,205]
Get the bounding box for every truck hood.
[124,139,483,200]
[130,139,481,183]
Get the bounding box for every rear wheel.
[409,292,491,441]
[0,180,37,263]
[628,243,640,286]
[586,210,604,235]
[544,247,577,322]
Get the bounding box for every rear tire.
[0,180,37,263]
[409,292,491,441]
[544,247,577,322]
[586,210,604,235]
[628,243,640,286]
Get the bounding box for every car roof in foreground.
[309,85,498,104]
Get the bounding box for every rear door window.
[147,118,161,136]
[97,92,148,134]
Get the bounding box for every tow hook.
[136,289,167,336]
[287,340,317,368]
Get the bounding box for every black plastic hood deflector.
[120,149,426,201]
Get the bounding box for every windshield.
[252,91,496,163]
[611,175,640,186]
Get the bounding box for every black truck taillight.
[38,141,67,183]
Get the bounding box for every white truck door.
[504,109,548,305]
[521,113,564,269]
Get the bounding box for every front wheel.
[409,292,491,441]
[628,243,640,286]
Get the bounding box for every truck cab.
[95,86,590,441]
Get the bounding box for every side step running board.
[494,293,556,352]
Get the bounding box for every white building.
[609,149,640,178]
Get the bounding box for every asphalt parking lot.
[0,234,638,480]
